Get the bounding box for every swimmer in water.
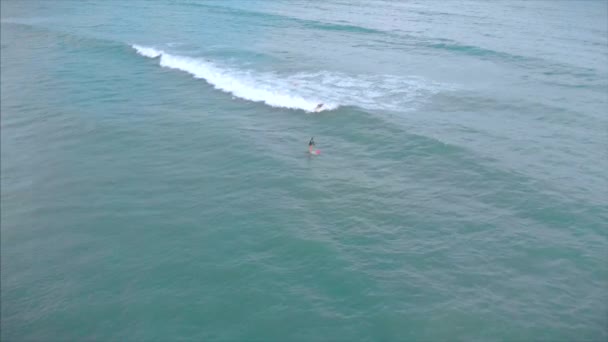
[314,103,324,112]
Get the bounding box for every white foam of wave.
[283,72,448,112]
[161,54,331,111]
[133,44,163,58]
[131,44,450,113]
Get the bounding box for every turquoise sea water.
[1,0,607,340]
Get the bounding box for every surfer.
[308,137,315,153]
[314,103,324,112]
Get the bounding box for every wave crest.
[131,44,448,112]
[133,44,163,58]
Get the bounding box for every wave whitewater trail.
[132,44,449,113]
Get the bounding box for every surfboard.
[309,149,321,155]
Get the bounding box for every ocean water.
[1,0,607,340]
